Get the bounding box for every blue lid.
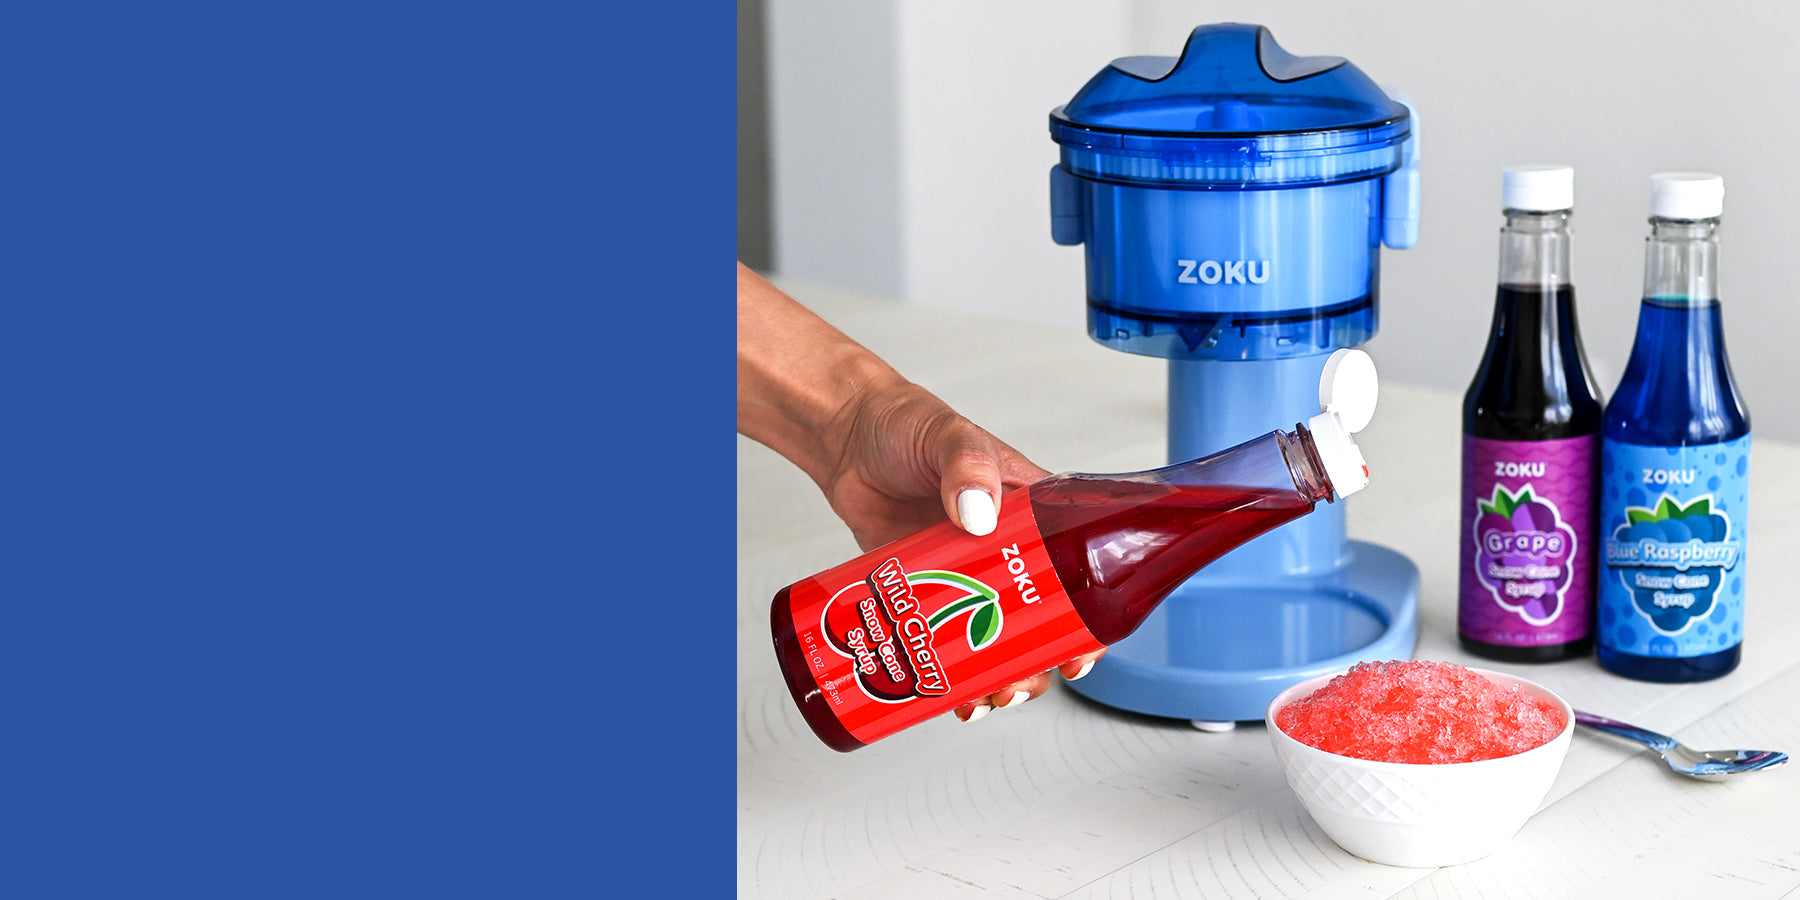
[1050,24,1410,188]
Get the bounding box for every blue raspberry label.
[1598,436,1749,657]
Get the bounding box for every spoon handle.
[1573,709,1677,753]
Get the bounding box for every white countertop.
[737,280,1800,899]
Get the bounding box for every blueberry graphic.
[1660,517,1692,543]
[1682,514,1714,542]
[1708,513,1727,539]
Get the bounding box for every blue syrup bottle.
[1597,173,1750,682]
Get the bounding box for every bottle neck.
[1277,427,1337,505]
[1643,217,1720,303]
[1498,208,1573,288]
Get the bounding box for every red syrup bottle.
[770,350,1379,751]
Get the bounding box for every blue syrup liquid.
[1599,297,1749,682]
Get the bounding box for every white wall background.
[765,0,1799,441]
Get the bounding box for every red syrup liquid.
[771,477,1319,751]
[1031,479,1317,644]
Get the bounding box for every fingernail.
[957,489,997,536]
[1069,660,1095,681]
[963,704,991,723]
[1000,690,1029,709]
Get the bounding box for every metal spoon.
[1575,709,1788,780]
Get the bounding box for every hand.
[815,376,1106,721]
[818,377,1040,551]
[737,262,1104,721]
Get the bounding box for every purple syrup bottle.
[1458,165,1603,662]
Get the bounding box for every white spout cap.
[1502,164,1574,212]
[1650,172,1723,220]
[1318,348,1378,433]
[1309,348,1379,499]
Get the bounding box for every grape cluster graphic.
[1474,486,1575,626]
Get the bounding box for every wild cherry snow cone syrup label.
[777,490,1102,746]
[1598,437,1748,659]
[1459,435,1597,648]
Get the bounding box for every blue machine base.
[1064,540,1419,724]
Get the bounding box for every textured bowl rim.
[1264,664,1576,770]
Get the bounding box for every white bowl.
[1264,666,1574,868]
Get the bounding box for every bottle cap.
[1501,164,1574,212]
[1318,348,1378,434]
[1650,172,1723,219]
[1306,410,1369,499]
[1309,348,1378,499]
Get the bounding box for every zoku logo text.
[1177,259,1270,285]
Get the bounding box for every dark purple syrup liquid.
[1461,284,1602,662]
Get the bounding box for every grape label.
[1459,435,1597,647]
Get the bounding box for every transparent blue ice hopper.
[1048,23,1421,727]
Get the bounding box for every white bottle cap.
[1308,348,1379,499]
[1318,348,1379,434]
[1502,164,1574,212]
[1650,172,1723,220]
[1306,410,1369,499]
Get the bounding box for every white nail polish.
[1069,660,1095,681]
[957,489,997,536]
[964,704,990,723]
[1003,690,1029,709]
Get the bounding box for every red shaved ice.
[1274,660,1565,764]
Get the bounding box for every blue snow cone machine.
[1048,23,1422,728]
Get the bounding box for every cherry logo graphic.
[818,561,1000,703]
